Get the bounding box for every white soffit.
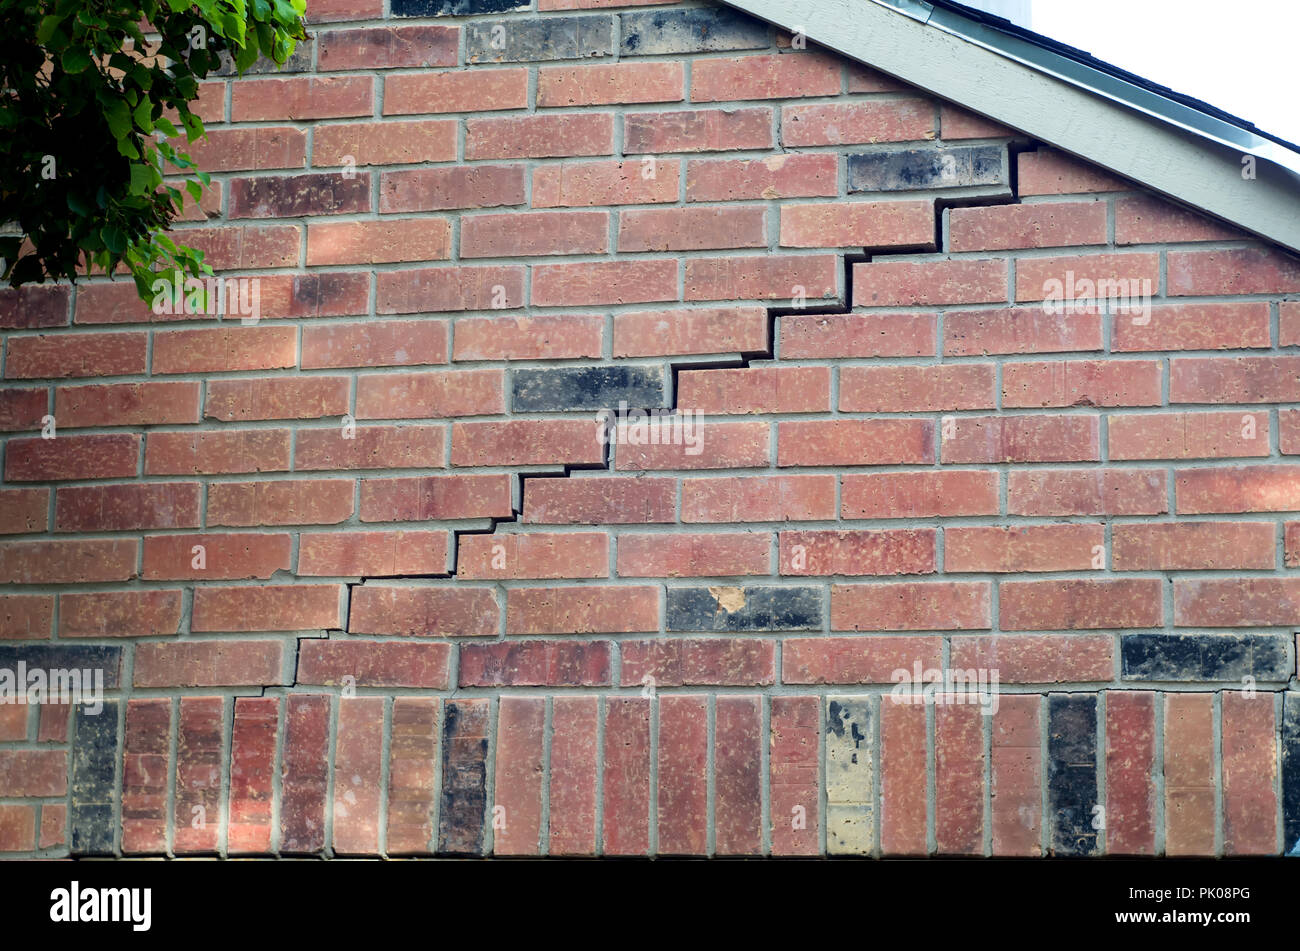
[722,0,1300,255]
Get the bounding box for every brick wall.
[1,0,1298,858]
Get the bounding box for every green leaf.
[60,46,92,73]
[36,15,64,44]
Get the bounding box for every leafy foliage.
[0,0,306,297]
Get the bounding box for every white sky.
[1025,0,1300,144]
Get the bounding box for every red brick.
[494,698,545,856]
[686,153,837,202]
[781,199,933,248]
[453,314,602,361]
[281,695,331,854]
[945,524,1103,572]
[299,641,451,690]
[842,470,998,519]
[505,585,659,635]
[318,25,457,70]
[1109,411,1268,460]
[603,697,651,856]
[620,206,765,252]
[331,698,386,856]
[295,425,445,471]
[0,705,25,741]
[57,483,200,533]
[0,284,69,329]
[1171,355,1300,403]
[462,211,609,258]
[935,704,984,855]
[5,331,145,378]
[146,430,290,475]
[385,68,527,115]
[356,369,503,419]
[1114,522,1275,570]
[941,415,1099,464]
[613,306,767,357]
[59,590,182,638]
[256,273,371,319]
[679,366,829,413]
[459,640,609,688]
[0,750,66,796]
[191,584,341,632]
[173,697,223,853]
[387,698,438,855]
[122,699,170,854]
[1105,691,1156,856]
[5,433,138,481]
[229,697,277,854]
[348,585,498,637]
[452,420,602,467]
[39,804,66,849]
[549,697,598,856]
[205,377,351,422]
[783,636,940,684]
[381,165,526,213]
[1169,246,1300,296]
[770,695,819,856]
[1221,691,1278,855]
[940,104,1013,139]
[52,381,197,428]
[691,52,841,102]
[620,638,775,687]
[1015,253,1159,302]
[0,488,48,534]
[0,387,45,431]
[208,480,353,527]
[1017,148,1129,195]
[714,696,762,855]
[951,633,1113,683]
[780,529,935,576]
[538,61,683,107]
[1281,301,1300,346]
[1281,410,1300,455]
[841,363,994,412]
[1003,359,1160,407]
[532,259,676,307]
[315,119,457,166]
[457,532,607,580]
[37,703,68,741]
[466,112,613,160]
[781,312,936,358]
[857,259,1006,307]
[686,254,837,302]
[1009,468,1167,516]
[152,327,295,375]
[1176,465,1300,514]
[616,420,769,470]
[950,201,1106,252]
[992,695,1041,856]
[778,418,933,466]
[880,699,926,855]
[73,282,169,325]
[619,532,769,577]
[1115,194,1242,244]
[1175,578,1300,626]
[523,475,675,524]
[184,127,308,172]
[1000,579,1162,630]
[0,539,136,584]
[781,100,933,145]
[0,595,53,639]
[306,219,450,266]
[1164,693,1215,856]
[377,265,524,314]
[360,474,511,522]
[832,581,991,631]
[532,159,680,207]
[171,224,301,269]
[683,474,836,522]
[231,76,373,121]
[945,306,1102,355]
[298,530,449,577]
[657,695,707,855]
[301,320,448,369]
[623,107,772,153]
[135,642,284,688]
[140,533,288,581]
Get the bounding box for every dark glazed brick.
[512,365,667,412]
[438,699,489,855]
[70,700,119,856]
[0,645,122,688]
[216,39,313,75]
[849,146,1007,192]
[667,585,822,632]
[1284,693,1300,857]
[280,695,330,854]
[230,173,371,218]
[393,0,528,15]
[466,16,614,63]
[1121,632,1292,682]
[619,8,770,55]
[1047,693,1098,856]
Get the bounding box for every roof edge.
[723,0,1300,255]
